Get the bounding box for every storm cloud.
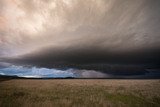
[0,0,160,76]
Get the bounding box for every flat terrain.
[0,79,160,107]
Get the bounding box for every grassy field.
[0,79,160,107]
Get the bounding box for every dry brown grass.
[0,79,160,107]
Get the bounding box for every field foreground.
[0,79,160,107]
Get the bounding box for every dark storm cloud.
[0,0,160,71]
[7,45,160,67]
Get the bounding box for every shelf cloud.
[0,0,160,77]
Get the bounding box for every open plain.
[0,79,160,107]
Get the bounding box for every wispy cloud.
[0,65,108,78]
[0,65,75,78]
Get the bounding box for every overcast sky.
[0,0,160,66]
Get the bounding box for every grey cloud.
[75,70,110,78]
[0,61,12,69]
[0,0,160,66]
